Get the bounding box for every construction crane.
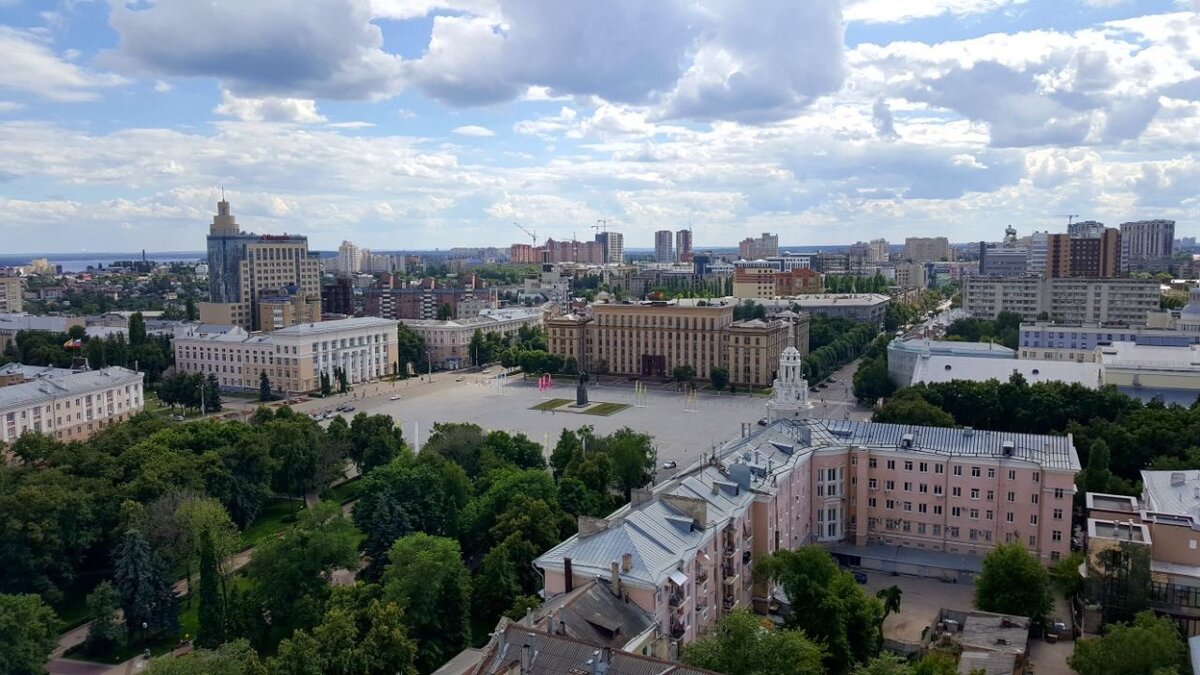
[513,222,537,246]
[592,218,620,233]
[1054,214,1081,226]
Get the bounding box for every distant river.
[0,252,206,273]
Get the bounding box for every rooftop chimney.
[564,557,573,593]
[521,642,533,674]
[610,561,622,597]
[621,553,632,573]
[591,648,611,675]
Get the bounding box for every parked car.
[389,395,402,401]
[757,418,769,426]
[661,460,678,470]
[343,406,355,413]
[852,571,868,584]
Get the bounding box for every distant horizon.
[0,242,885,262]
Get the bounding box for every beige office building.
[0,365,144,444]
[174,317,398,393]
[546,302,802,387]
[400,307,544,370]
[202,199,323,331]
[904,237,951,262]
[0,277,23,313]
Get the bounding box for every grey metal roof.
[1142,470,1200,517]
[0,366,142,411]
[536,465,756,589]
[529,581,656,651]
[794,418,1080,471]
[0,363,76,380]
[479,622,716,675]
[712,418,1079,472]
[270,316,397,336]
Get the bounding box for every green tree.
[710,366,729,390]
[673,364,696,385]
[185,297,198,322]
[352,455,469,579]
[423,422,487,479]
[348,413,407,473]
[437,303,454,320]
[205,373,222,413]
[83,581,124,656]
[196,530,226,649]
[974,543,1052,624]
[382,534,472,673]
[0,593,60,675]
[259,371,272,402]
[113,529,180,640]
[681,608,825,675]
[852,652,957,675]
[876,585,902,642]
[246,502,359,632]
[753,546,882,673]
[1069,611,1187,675]
[1078,439,1115,496]
[607,428,656,500]
[1049,551,1085,601]
[144,640,265,675]
[853,357,895,404]
[129,311,147,347]
[267,584,417,675]
[871,391,955,427]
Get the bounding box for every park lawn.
[321,476,364,504]
[239,498,304,548]
[581,402,630,416]
[53,592,93,632]
[531,398,570,411]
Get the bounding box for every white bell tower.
[766,317,813,421]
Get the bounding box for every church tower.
[766,317,813,421]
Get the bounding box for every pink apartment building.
[534,418,1079,658]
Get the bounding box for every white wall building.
[174,317,400,393]
[0,365,144,444]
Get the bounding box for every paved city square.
[293,360,870,474]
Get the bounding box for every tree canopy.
[753,546,883,673]
[382,534,471,673]
[0,593,59,675]
[973,543,1052,624]
[1069,611,1187,675]
[682,609,826,675]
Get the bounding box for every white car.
[389,395,401,401]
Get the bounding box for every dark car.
[757,418,769,426]
[853,571,868,584]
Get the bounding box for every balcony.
[671,621,687,640]
[669,590,686,608]
[696,569,709,585]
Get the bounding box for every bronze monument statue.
[576,370,589,406]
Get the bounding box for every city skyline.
[1,1,1198,253]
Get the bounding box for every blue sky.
[0,0,1197,253]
